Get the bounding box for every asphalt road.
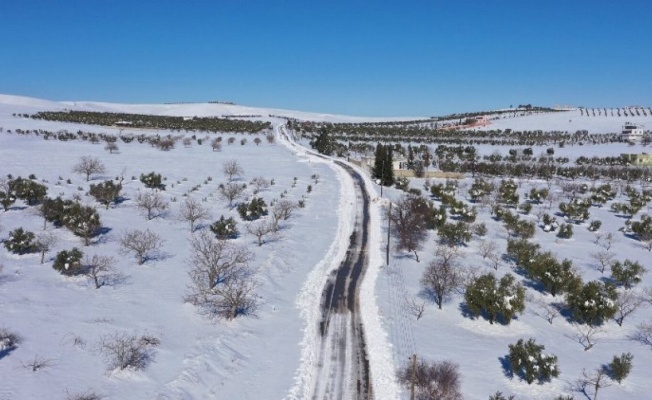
[312,161,373,400]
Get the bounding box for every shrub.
[610,259,646,289]
[464,273,525,324]
[566,281,618,325]
[0,189,16,211]
[588,220,602,232]
[0,327,22,357]
[557,223,573,239]
[4,228,38,255]
[606,352,633,383]
[507,338,559,384]
[472,222,488,237]
[89,179,122,209]
[140,172,165,190]
[542,213,558,232]
[237,197,267,221]
[8,177,47,205]
[53,248,84,276]
[61,203,101,245]
[98,331,159,371]
[210,216,239,239]
[506,238,540,270]
[397,358,462,400]
[438,222,471,247]
[529,252,581,297]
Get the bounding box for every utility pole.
[410,353,417,400]
[380,150,384,198]
[386,202,391,266]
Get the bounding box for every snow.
[0,98,344,399]
[477,108,652,134]
[2,93,652,399]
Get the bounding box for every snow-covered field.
[0,97,347,399]
[479,108,652,134]
[2,94,652,400]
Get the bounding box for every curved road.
[312,161,373,400]
[278,125,374,400]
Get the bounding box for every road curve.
[312,161,373,400]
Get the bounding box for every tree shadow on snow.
[498,355,514,380]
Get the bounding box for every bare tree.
[487,251,503,271]
[104,142,119,154]
[530,297,560,324]
[178,197,211,232]
[246,219,275,246]
[642,238,652,252]
[72,156,106,181]
[250,176,271,195]
[66,389,104,400]
[573,367,612,400]
[389,194,432,262]
[84,255,121,289]
[211,138,222,152]
[479,240,498,260]
[645,287,652,306]
[404,295,426,320]
[270,199,297,230]
[135,191,168,220]
[119,229,163,265]
[266,133,275,144]
[590,251,615,274]
[421,246,464,309]
[30,202,51,230]
[570,323,604,351]
[603,232,616,251]
[98,331,159,371]
[614,290,646,326]
[629,321,652,347]
[397,358,462,400]
[185,231,257,319]
[218,182,245,208]
[222,160,244,182]
[35,231,58,264]
[21,355,54,372]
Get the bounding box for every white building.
[621,122,644,142]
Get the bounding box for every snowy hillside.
[2,94,652,400]
[479,108,652,134]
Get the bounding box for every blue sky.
[1,1,650,117]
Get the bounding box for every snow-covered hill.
[2,94,652,400]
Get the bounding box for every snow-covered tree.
[3,228,38,255]
[566,281,618,326]
[610,259,646,289]
[464,273,526,324]
[52,248,84,276]
[507,338,559,384]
